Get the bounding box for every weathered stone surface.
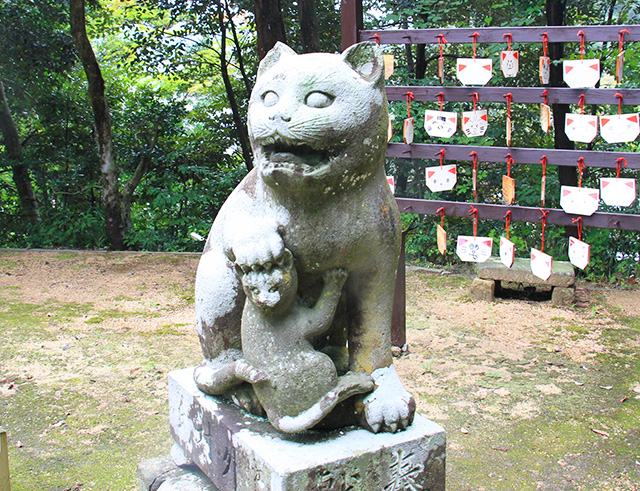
[551,287,576,306]
[169,368,446,491]
[470,278,495,302]
[476,257,575,287]
[137,457,217,491]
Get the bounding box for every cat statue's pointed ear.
[341,42,384,85]
[257,42,297,78]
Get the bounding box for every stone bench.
[471,257,576,306]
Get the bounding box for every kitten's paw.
[234,359,268,384]
[357,365,415,433]
[323,268,348,285]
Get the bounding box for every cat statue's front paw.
[357,365,415,433]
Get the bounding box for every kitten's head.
[239,250,298,312]
[248,42,387,191]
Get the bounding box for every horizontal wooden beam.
[386,86,640,105]
[396,198,640,231]
[387,143,640,169]
[361,25,640,45]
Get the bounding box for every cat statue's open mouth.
[260,138,334,176]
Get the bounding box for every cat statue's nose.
[269,113,291,122]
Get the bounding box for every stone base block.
[470,278,495,302]
[169,368,446,491]
[137,456,217,491]
[551,286,576,306]
[476,257,575,288]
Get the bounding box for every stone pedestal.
[156,368,446,491]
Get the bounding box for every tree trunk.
[224,0,253,96]
[218,3,253,171]
[254,0,287,59]
[298,0,319,53]
[546,0,577,188]
[402,20,414,76]
[70,0,125,249]
[0,81,39,224]
[415,44,427,79]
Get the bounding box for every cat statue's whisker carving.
[193,41,416,433]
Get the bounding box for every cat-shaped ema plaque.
[568,236,590,270]
[425,164,457,192]
[599,114,640,144]
[530,248,553,281]
[600,178,636,207]
[500,236,515,268]
[560,185,599,216]
[424,110,457,138]
[456,236,493,263]
[565,113,598,143]
[563,59,600,88]
[456,58,493,86]
[539,56,551,84]
[386,176,395,195]
[403,117,415,144]
[462,110,488,137]
[500,50,519,77]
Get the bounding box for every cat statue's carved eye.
[262,91,279,107]
[305,91,334,108]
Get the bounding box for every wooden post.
[0,428,10,491]
[392,231,407,348]
[340,0,363,50]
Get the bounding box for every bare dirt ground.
[1,250,639,490]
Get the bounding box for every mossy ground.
[1,251,639,490]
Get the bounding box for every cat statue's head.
[248,42,387,194]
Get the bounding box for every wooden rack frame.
[341,0,640,346]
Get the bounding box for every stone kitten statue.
[233,249,374,433]
[193,41,415,433]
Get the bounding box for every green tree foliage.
[0,0,638,279]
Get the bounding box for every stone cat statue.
[234,249,374,433]
[193,41,415,433]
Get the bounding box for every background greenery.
[1,0,638,280]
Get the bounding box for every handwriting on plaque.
[384,449,424,491]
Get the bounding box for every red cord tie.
[571,217,584,241]
[615,92,623,115]
[470,151,478,201]
[541,32,549,57]
[472,92,479,111]
[578,93,586,114]
[437,148,445,167]
[616,157,627,178]
[577,157,586,188]
[437,92,445,111]
[541,89,549,106]
[504,210,512,240]
[506,154,514,177]
[369,33,381,45]
[618,28,630,54]
[504,92,513,119]
[539,209,550,252]
[436,207,446,228]
[577,30,586,59]
[540,155,548,207]
[503,32,513,51]
[469,206,479,237]
[405,91,414,118]
[470,32,480,58]
[437,34,447,57]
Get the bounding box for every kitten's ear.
[341,41,384,85]
[257,42,297,78]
